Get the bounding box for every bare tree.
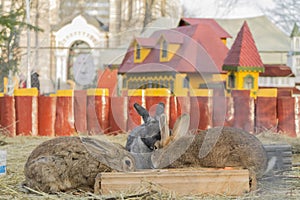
[264,0,300,34]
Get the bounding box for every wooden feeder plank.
[96,168,249,196]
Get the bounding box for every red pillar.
[0,95,15,137]
[54,90,75,136]
[255,89,277,133]
[14,88,38,136]
[232,90,255,133]
[277,96,297,137]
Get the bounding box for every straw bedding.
[0,132,299,200]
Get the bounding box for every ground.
[0,133,299,200]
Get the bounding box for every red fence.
[0,88,299,137]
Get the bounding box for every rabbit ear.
[81,137,110,157]
[155,102,165,118]
[151,134,195,169]
[158,113,170,148]
[171,113,190,141]
[134,103,150,123]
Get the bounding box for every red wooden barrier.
[74,90,87,133]
[0,95,16,137]
[87,88,110,134]
[14,88,38,136]
[255,89,277,133]
[277,96,297,137]
[54,90,75,136]
[38,95,56,136]
[127,89,145,131]
[232,90,255,134]
[294,96,300,137]
[109,96,128,134]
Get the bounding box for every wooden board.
[96,168,250,196]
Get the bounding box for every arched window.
[68,40,91,81]
[243,75,254,89]
[183,76,190,88]
[228,73,235,88]
[162,40,168,58]
[136,43,141,59]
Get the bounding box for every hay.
[0,133,299,199]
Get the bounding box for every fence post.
[277,96,297,137]
[53,90,75,136]
[231,90,255,133]
[0,94,16,137]
[255,89,277,133]
[14,88,38,136]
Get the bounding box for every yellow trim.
[256,89,277,97]
[0,93,4,97]
[14,88,39,96]
[146,88,171,97]
[87,88,109,96]
[190,89,213,97]
[53,90,74,97]
[127,89,145,96]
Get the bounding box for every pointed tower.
[288,23,300,81]
[222,21,264,97]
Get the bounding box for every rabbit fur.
[151,114,268,190]
[24,136,135,193]
[125,102,165,169]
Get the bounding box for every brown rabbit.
[151,114,268,190]
[24,136,135,193]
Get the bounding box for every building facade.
[0,0,182,93]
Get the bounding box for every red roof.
[135,38,156,47]
[261,64,294,77]
[119,24,228,74]
[223,21,264,69]
[180,18,232,38]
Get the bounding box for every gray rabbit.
[151,114,268,190]
[125,102,165,169]
[24,136,135,193]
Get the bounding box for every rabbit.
[23,136,135,193]
[125,102,165,169]
[151,114,268,190]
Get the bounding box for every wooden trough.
[95,168,250,196]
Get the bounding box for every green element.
[222,65,265,73]
[291,23,300,37]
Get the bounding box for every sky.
[180,0,275,18]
